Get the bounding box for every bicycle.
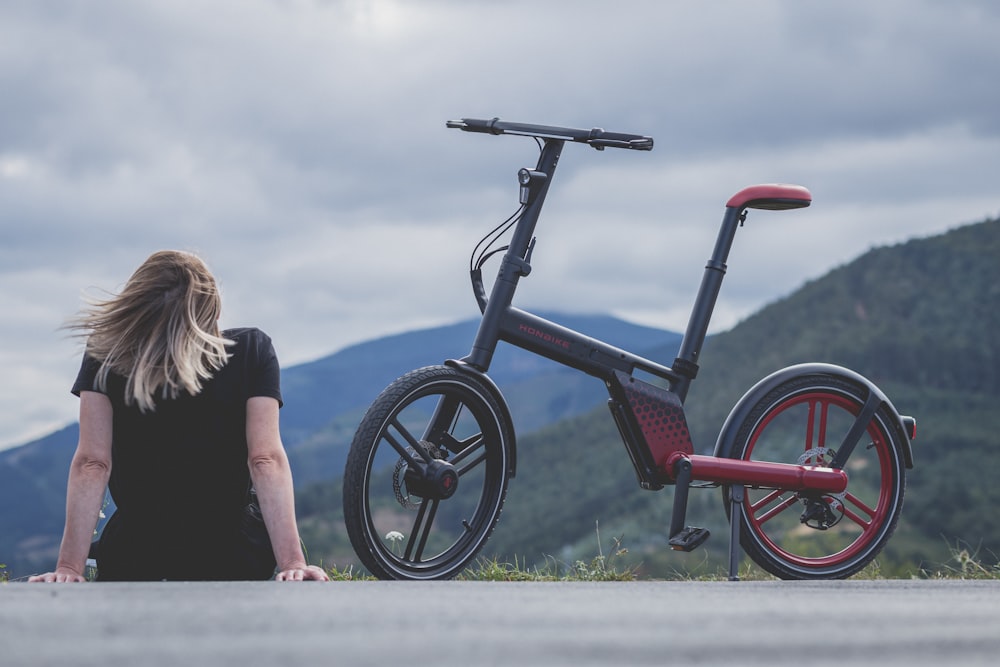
[342,117,916,581]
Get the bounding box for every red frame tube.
[668,453,848,494]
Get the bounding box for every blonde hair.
[71,250,233,412]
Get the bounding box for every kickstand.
[728,484,745,581]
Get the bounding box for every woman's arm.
[246,396,328,581]
[29,391,113,582]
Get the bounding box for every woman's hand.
[275,564,329,581]
[28,568,88,583]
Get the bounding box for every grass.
[458,527,638,582]
[318,532,1000,583]
[321,525,638,582]
[5,534,996,584]
[919,543,1000,580]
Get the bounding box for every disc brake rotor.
[795,447,846,529]
[797,447,834,467]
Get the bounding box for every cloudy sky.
[2,0,998,450]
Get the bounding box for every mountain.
[0,313,680,578]
[0,425,79,575]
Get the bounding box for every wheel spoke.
[817,400,829,449]
[803,399,832,455]
[442,431,479,458]
[403,500,429,561]
[404,497,441,563]
[413,500,440,562]
[383,423,424,467]
[804,400,817,452]
[750,490,798,525]
[750,489,785,514]
[842,492,875,529]
[440,432,465,454]
[450,434,487,476]
[424,394,462,443]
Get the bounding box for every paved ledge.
[2,580,999,667]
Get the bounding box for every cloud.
[1,0,999,449]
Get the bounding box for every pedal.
[668,526,711,552]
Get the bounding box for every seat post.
[672,205,743,402]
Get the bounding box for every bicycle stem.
[465,139,565,371]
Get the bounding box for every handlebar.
[447,117,654,151]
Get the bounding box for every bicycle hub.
[404,459,459,500]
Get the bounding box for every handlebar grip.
[446,117,503,135]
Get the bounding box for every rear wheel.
[725,375,906,579]
[343,366,513,579]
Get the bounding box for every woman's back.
[75,327,283,580]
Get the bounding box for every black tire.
[724,375,906,579]
[343,365,513,580]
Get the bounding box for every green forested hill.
[705,217,999,393]
[685,217,1000,572]
[297,217,1000,578]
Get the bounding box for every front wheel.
[725,374,906,579]
[343,365,513,579]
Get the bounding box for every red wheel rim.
[742,391,895,569]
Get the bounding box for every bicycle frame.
[343,117,915,581]
[451,119,842,497]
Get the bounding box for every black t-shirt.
[72,327,283,580]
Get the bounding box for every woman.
[30,250,328,582]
